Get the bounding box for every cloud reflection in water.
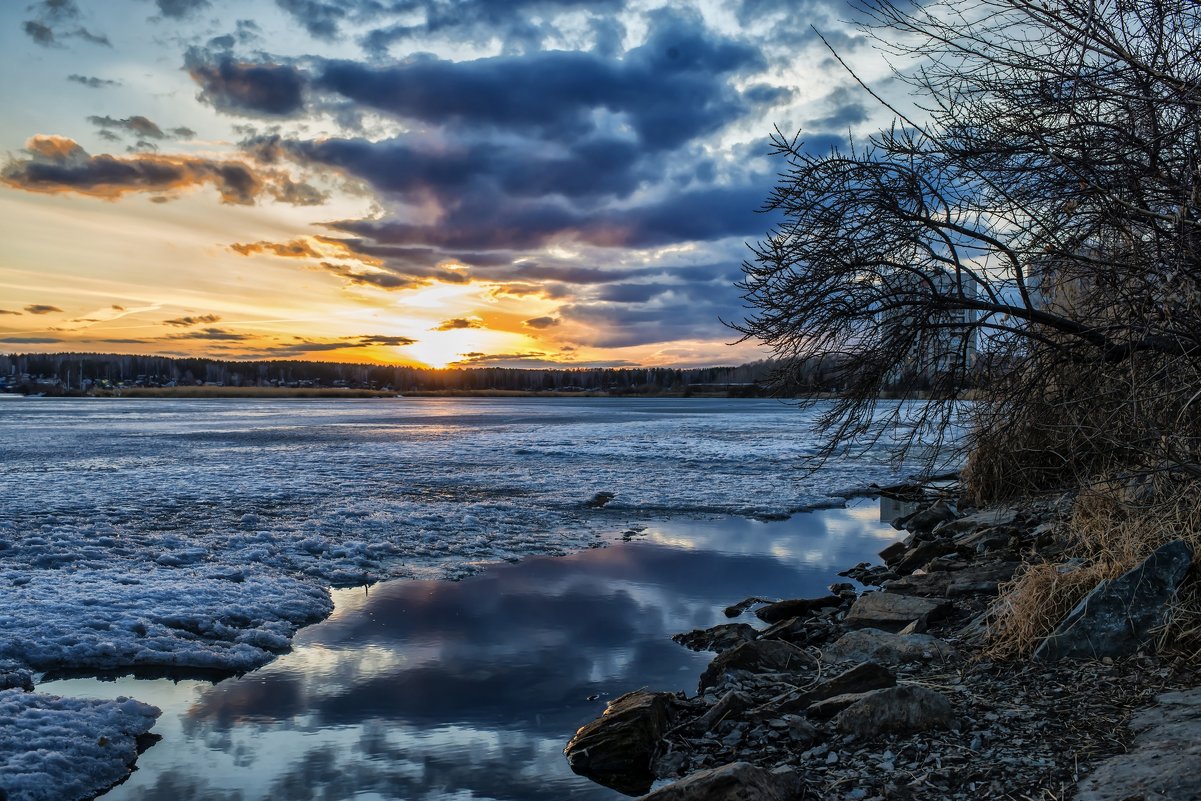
[52,501,895,801]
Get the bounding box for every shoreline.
[565,492,1201,800]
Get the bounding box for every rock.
[822,628,957,666]
[757,616,808,643]
[937,507,1018,536]
[838,563,897,586]
[635,761,802,801]
[673,624,759,653]
[807,661,896,702]
[699,640,815,693]
[878,540,908,566]
[901,500,957,534]
[585,492,616,508]
[1078,687,1201,801]
[891,538,958,575]
[564,690,676,795]
[688,690,752,734]
[808,690,876,720]
[787,716,818,745]
[723,596,777,618]
[1034,540,1194,661]
[883,561,1020,598]
[833,685,955,737]
[755,595,843,624]
[843,592,951,632]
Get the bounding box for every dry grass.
[982,470,1201,659]
[982,560,1120,660]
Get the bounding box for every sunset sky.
[0,0,888,368]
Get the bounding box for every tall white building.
[880,268,978,385]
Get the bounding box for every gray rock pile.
[565,492,1201,800]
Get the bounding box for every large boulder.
[1034,540,1194,661]
[822,628,957,666]
[1077,687,1201,801]
[636,761,802,801]
[565,691,677,795]
[843,592,951,632]
[699,640,815,693]
[833,685,956,737]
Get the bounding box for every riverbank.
[565,492,1201,800]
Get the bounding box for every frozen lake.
[1,397,919,799]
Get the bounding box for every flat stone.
[565,690,676,796]
[636,761,802,801]
[755,595,843,624]
[699,640,815,693]
[937,507,1018,536]
[808,661,896,701]
[834,685,955,737]
[822,628,957,666]
[843,592,951,632]
[1078,687,1201,801]
[1035,540,1194,661]
[884,561,1019,598]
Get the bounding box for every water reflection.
[43,500,897,801]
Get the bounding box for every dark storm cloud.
[285,135,654,202]
[68,74,120,88]
[560,291,741,348]
[89,115,167,140]
[24,304,63,314]
[316,10,763,151]
[327,177,773,252]
[523,316,559,329]
[186,50,305,117]
[0,309,22,315]
[2,136,317,207]
[0,336,63,344]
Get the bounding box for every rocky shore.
[564,492,1201,800]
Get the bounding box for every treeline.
[0,352,797,395]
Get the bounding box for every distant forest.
[0,352,797,396]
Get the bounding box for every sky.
[0,0,889,368]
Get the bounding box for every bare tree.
[735,0,1201,496]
